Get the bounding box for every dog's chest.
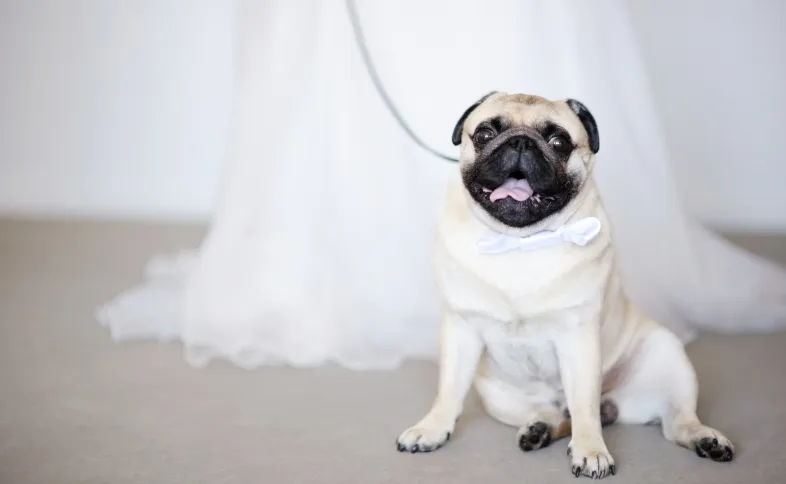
[436,233,604,322]
[478,319,562,384]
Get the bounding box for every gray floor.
[1,219,785,484]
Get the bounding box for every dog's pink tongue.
[489,178,534,202]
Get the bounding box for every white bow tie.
[477,217,602,255]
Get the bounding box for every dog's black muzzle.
[471,127,561,195]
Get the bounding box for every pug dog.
[395,92,733,478]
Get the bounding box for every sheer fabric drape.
[97,0,786,370]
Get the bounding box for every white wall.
[0,1,784,231]
[0,0,235,221]
[629,0,786,232]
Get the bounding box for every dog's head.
[452,92,599,230]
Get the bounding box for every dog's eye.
[473,128,496,145]
[549,135,570,151]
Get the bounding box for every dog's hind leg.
[605,325,734,462]
[474,367,570,452]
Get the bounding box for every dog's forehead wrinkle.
[471,99,572,131]
[462,93,592,161]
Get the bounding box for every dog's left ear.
[452,91,498,146]
[566,99,599,154]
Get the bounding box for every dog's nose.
[508,137,533,152]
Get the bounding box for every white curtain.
[97,0,786,370]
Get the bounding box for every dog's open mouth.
[480,171,534,202]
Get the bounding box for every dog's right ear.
[451,91,498,146]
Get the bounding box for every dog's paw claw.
[572,461,583,478]
[567,441,616,479]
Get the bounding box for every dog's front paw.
[567,439,616,479]
[396,419,453,453]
